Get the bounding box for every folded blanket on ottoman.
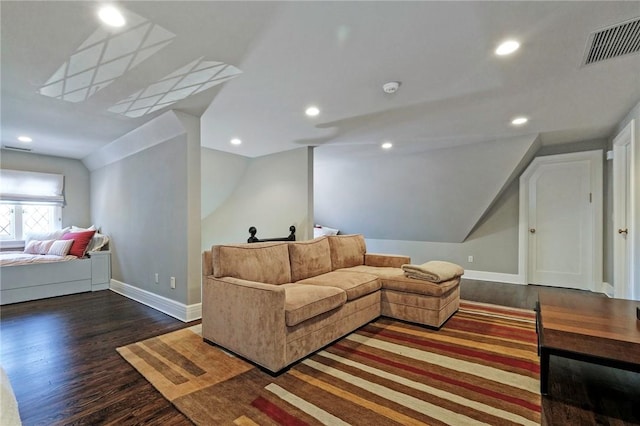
[402,260,464,283]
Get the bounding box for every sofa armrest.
[202,276,288,372]
[365,253,411,268]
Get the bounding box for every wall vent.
[2,145,32,152]
[583,16,640,65]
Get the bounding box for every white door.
[613,121,634,299]
[520,151,603,291]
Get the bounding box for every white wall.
[315,136,537,243]
[87,111,201,306]
[366,180,520,274]
[201,148,250,220]
[201,147,313,249]
[0,150,90,228]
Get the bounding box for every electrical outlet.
[155,273,159,284]
[170,277,176,289]
[468,255,474,263]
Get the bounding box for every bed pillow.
[47,239,74,256]
[24,228,70,245]
[71,225,97,232]
[313,225,340,238]
[61,230,96,257]
[86,232,109,252]
[24,239,54,255]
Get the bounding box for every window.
[0,169,65,243]
[0,204,62,241]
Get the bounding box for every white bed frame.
[0,251,111,305]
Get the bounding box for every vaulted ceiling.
[2,1,639,159]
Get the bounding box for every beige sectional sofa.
[202,234,460,373]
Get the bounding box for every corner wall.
[201,147,313,249]
[86,111,201,319]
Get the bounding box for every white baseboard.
[601,282,614,298]
[110,279,201,322]
[463,270,526,285]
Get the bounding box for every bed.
[0,250,111,305]
[0,228,112,305]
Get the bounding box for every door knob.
[618,228,628,235]
[529,228,536,234]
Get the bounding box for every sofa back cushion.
[288,237,332,282]
[212,242,291,284]
[328,234,366,270]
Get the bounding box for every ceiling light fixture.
[230,138,242,145]
[381,142,393,149]
[511,117,528,126]
[495,40,520,56]
[98,5,126,27]
[305,106,320,117]
[17,136,32,143]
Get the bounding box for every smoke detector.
[382,81,401,94]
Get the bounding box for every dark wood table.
[536,289,640,395]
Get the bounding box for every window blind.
[0,169,65,205]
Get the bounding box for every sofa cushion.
[288,237,332,282]
[327,234,366,270]
[282,284,347,327]
[212,242,291,285]
[344,265,460,297]
[298,270,381,301]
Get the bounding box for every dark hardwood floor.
[1,280,638,425]
[0,291,194,425]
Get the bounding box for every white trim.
[613,119,637,300]
[463,270,526,285]
[109,279,202,322]
[601,282,614,298]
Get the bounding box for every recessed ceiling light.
[381,142,393,149]
[305,106,320,117]
[17,136,32,143]
[230,138,242,145]
[98,6,126,27]
[511,117,528,126]
[495,40,520,56]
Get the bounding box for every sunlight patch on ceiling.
[38,8,175,103]
[108,57,242,118]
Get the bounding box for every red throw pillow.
[61,230,96,257]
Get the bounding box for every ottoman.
[346,266,460,328]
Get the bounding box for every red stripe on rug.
[364,327,540,374]
[332,343,541,413]
[446,317,537,342]
[251,396,310,426]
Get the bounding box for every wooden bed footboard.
[247,225,296,243]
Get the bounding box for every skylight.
[38,7,175,103]
[108,57,242,118]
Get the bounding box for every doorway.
[613,120,636,300]
[519,151,603,291]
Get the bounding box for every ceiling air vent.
[2,145,32,152]
[583,16,640,65]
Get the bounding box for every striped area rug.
[117,301,540,425]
